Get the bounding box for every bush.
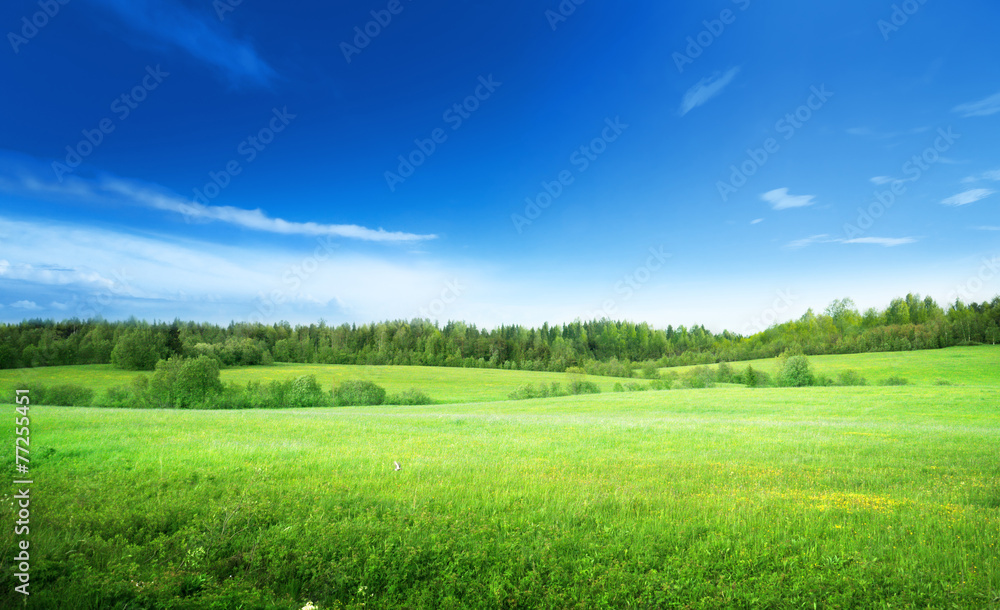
[715,362,736,384]
[12,383,94,406]
[568,380,601,395]
[837,370,868,386]
[777,354,814,387]
[742,365,771,388]
[623,382,648,392]
[640,362,661,379]
[682,366,715,389]
[333,380,386,406]
[880,375,910,386]
[613,382,625,393]
[288,375,329,408]
[386,388,433,405]
[508,383,567,400]
[649,378,671,390]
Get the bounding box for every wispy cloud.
[870,176,894,185]
[847,126,930,139]
[785,235,917,249]
[11,300,40,310]
[0,164,436,243]
[762,188,815,210]
[87,0,276,86]
[975,226,1000,231]
[750,218,763,225]
[841,237,917,247]
[953,91,1000,118]
[961,169,1000,184]
[679,67,740,116]
[941,188,996,207]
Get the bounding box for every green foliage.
[777,354,815,387]
[110,327,166,371]
[681,366,715,389]
[640,362,661,379]
[333,379,387,406]
[880,375,910,386]
[623,381,648,392]
[715,362,736,383]
[742,365,771,388]
[508,382,567,400]
[568,379,601,395]
[6,382,94,406]
[386,388,434,405]
[836,369,868,386]
[613,382,625,392]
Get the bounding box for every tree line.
[1,293,997,373]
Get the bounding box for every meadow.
[0,347,998,608]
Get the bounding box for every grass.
[2,382,999,608]
[0,363,635,405]
[666,345,1000,387]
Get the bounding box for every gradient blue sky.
[1,0,998,332]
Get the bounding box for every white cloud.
[870,176,894,185]
[89,0,276,86]
[762,188,816,210]
[784,234,833,250]
[679,67,740,116]
[841,237,917,247]
[0,167,436,243]
[785,235,917,249]
[961,169,1000,183]
[750,218,763,225]
[11,300,39,310]
[953,92,1000,118]
[941,188,996,206]
[51,301,69,310]
[975,226,1000,231]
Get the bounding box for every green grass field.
[1,347,998,608]
[0,363,634,405]
[665,345,1000,388]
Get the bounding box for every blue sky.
[1,0,998,332]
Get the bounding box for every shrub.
[640,362,661,380]
[623,381,648,392]
[613,382,625,392]
[386,388,433,405]
[682,366,715,389]
[333,380,386,406]
[715,362,736,383]
[837,370,868,386]
[649,378,671,390]
[880,375,910,386]
[568,380,600,395]
[288,375,329,408]
[12,383,94,406]
[777,354,814,387]
[742,365,771,388]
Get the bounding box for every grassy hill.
[664,345,1000,387]
[2,383,998,608]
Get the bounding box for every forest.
[1,293,998,374]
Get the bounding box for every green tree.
[175,356,224,406]
[777,354,814,387]
[111,327,166,371]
